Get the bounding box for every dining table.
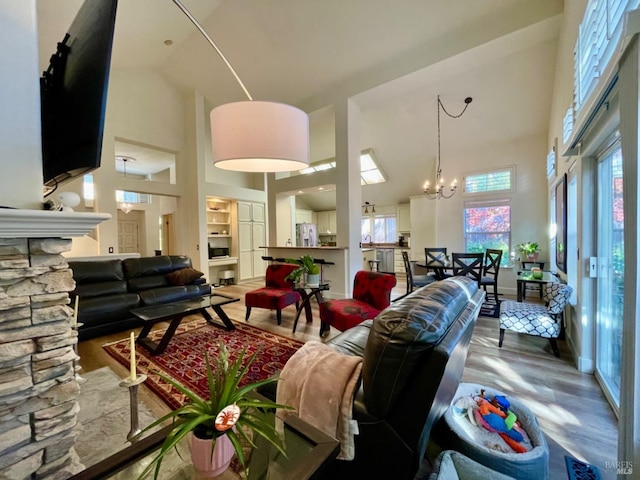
[415,261,453,280]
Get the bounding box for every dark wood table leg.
[292,290,312,333]
[136,313,185,355]
[202,305,236,330]
[517,281,523,302]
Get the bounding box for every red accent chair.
[319,271,397,333]
[245,263,301,325]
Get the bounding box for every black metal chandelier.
[423,95,473,200]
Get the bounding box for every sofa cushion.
[139,285,207,306]
[362,276,478,418]
[77,293,141,328]
[165,267,204,286]
[68,260,127,299]
[123,255,194,292]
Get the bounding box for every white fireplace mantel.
[0,209,111,238]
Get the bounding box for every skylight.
[298,149,386,185]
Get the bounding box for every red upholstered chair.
[245,263,301,325]
[319,271,397,333]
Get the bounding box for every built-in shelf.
[208,234,231,238]
[208,257,238,266]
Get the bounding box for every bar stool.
[368,259,380,272]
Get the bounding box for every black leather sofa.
[69,255,211,340]
[263,275,484,479]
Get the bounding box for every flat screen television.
[40,0,118,194]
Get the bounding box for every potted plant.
[285,255,321,286]
[136,339,292,479]
[517,241,540,261]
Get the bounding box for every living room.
[0,0,638,478]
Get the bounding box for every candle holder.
[119,374,148,443]
[72,322,87,384]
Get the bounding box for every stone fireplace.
[0,209,109,479]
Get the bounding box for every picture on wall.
[555,173,567,273]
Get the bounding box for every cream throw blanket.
[276,341,363,460]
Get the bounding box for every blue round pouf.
[443,383,549,480]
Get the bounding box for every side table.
[292,282,330,334]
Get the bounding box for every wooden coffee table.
[131,293,239,355]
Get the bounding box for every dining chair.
[402,251,437,295]
[451,252,484,286]
[480,249,502,303]
[424,247,451,280]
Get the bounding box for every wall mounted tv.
[40,0,118,194]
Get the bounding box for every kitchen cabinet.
[295,209,313,224]
[397,204,411,233]
[238,201,265,223]
[317,210,337,234]
[238,201,266,280]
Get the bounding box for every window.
[297,149,387,185]
[463,199,511,265]
[463,167,514,195]
[116,190,150,204]
[361,214,396,243]
[574,0,640,112]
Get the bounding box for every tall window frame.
[463,198,511,266]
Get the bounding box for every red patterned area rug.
[103,319,304,410]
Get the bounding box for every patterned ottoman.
[442,383,549,480]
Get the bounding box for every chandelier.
[423,95,473,200]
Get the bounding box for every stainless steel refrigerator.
[296,223,318,247]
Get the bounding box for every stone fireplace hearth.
[0,209,109,479]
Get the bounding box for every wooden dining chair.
[402,251,437,295]
[424,247,450,280]
[451,252,484,286]
[480,249,502,303]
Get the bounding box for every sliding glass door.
[595,141,624,409]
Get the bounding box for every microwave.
[209,247,229,258]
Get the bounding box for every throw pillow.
[165,267,204,286]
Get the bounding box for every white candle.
[130,332,136,381]
[73,296,79,327]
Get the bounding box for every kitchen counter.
[259,246,347,250]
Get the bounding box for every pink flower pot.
[190,433,234,477]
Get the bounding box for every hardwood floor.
[78,278,618,479]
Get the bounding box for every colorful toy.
[473,390,528,453]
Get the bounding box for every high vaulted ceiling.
[36,0,564,210]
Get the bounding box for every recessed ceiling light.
[164,39,173,46]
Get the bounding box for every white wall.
[0,0,49,209]
[546,0,590,369]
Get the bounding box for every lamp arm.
[171,0,253,101]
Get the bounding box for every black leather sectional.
[262,275,484,479]
[69,255,211,340]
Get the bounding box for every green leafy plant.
[285,255,320,282]
[136,339,292,479]
[517,242,540,255]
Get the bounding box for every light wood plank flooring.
[78,279,618,479]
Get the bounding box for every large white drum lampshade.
[211,101,310,172]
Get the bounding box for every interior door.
[162,213,175,255]
[118,220,139,253]
[595,141,624,410]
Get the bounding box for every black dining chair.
[402,251,437,295]
[480,249,502,303]
[424,247,451,280]
[451,252,484,286]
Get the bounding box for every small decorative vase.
[526,252,539,262]
[190,433,234,477]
